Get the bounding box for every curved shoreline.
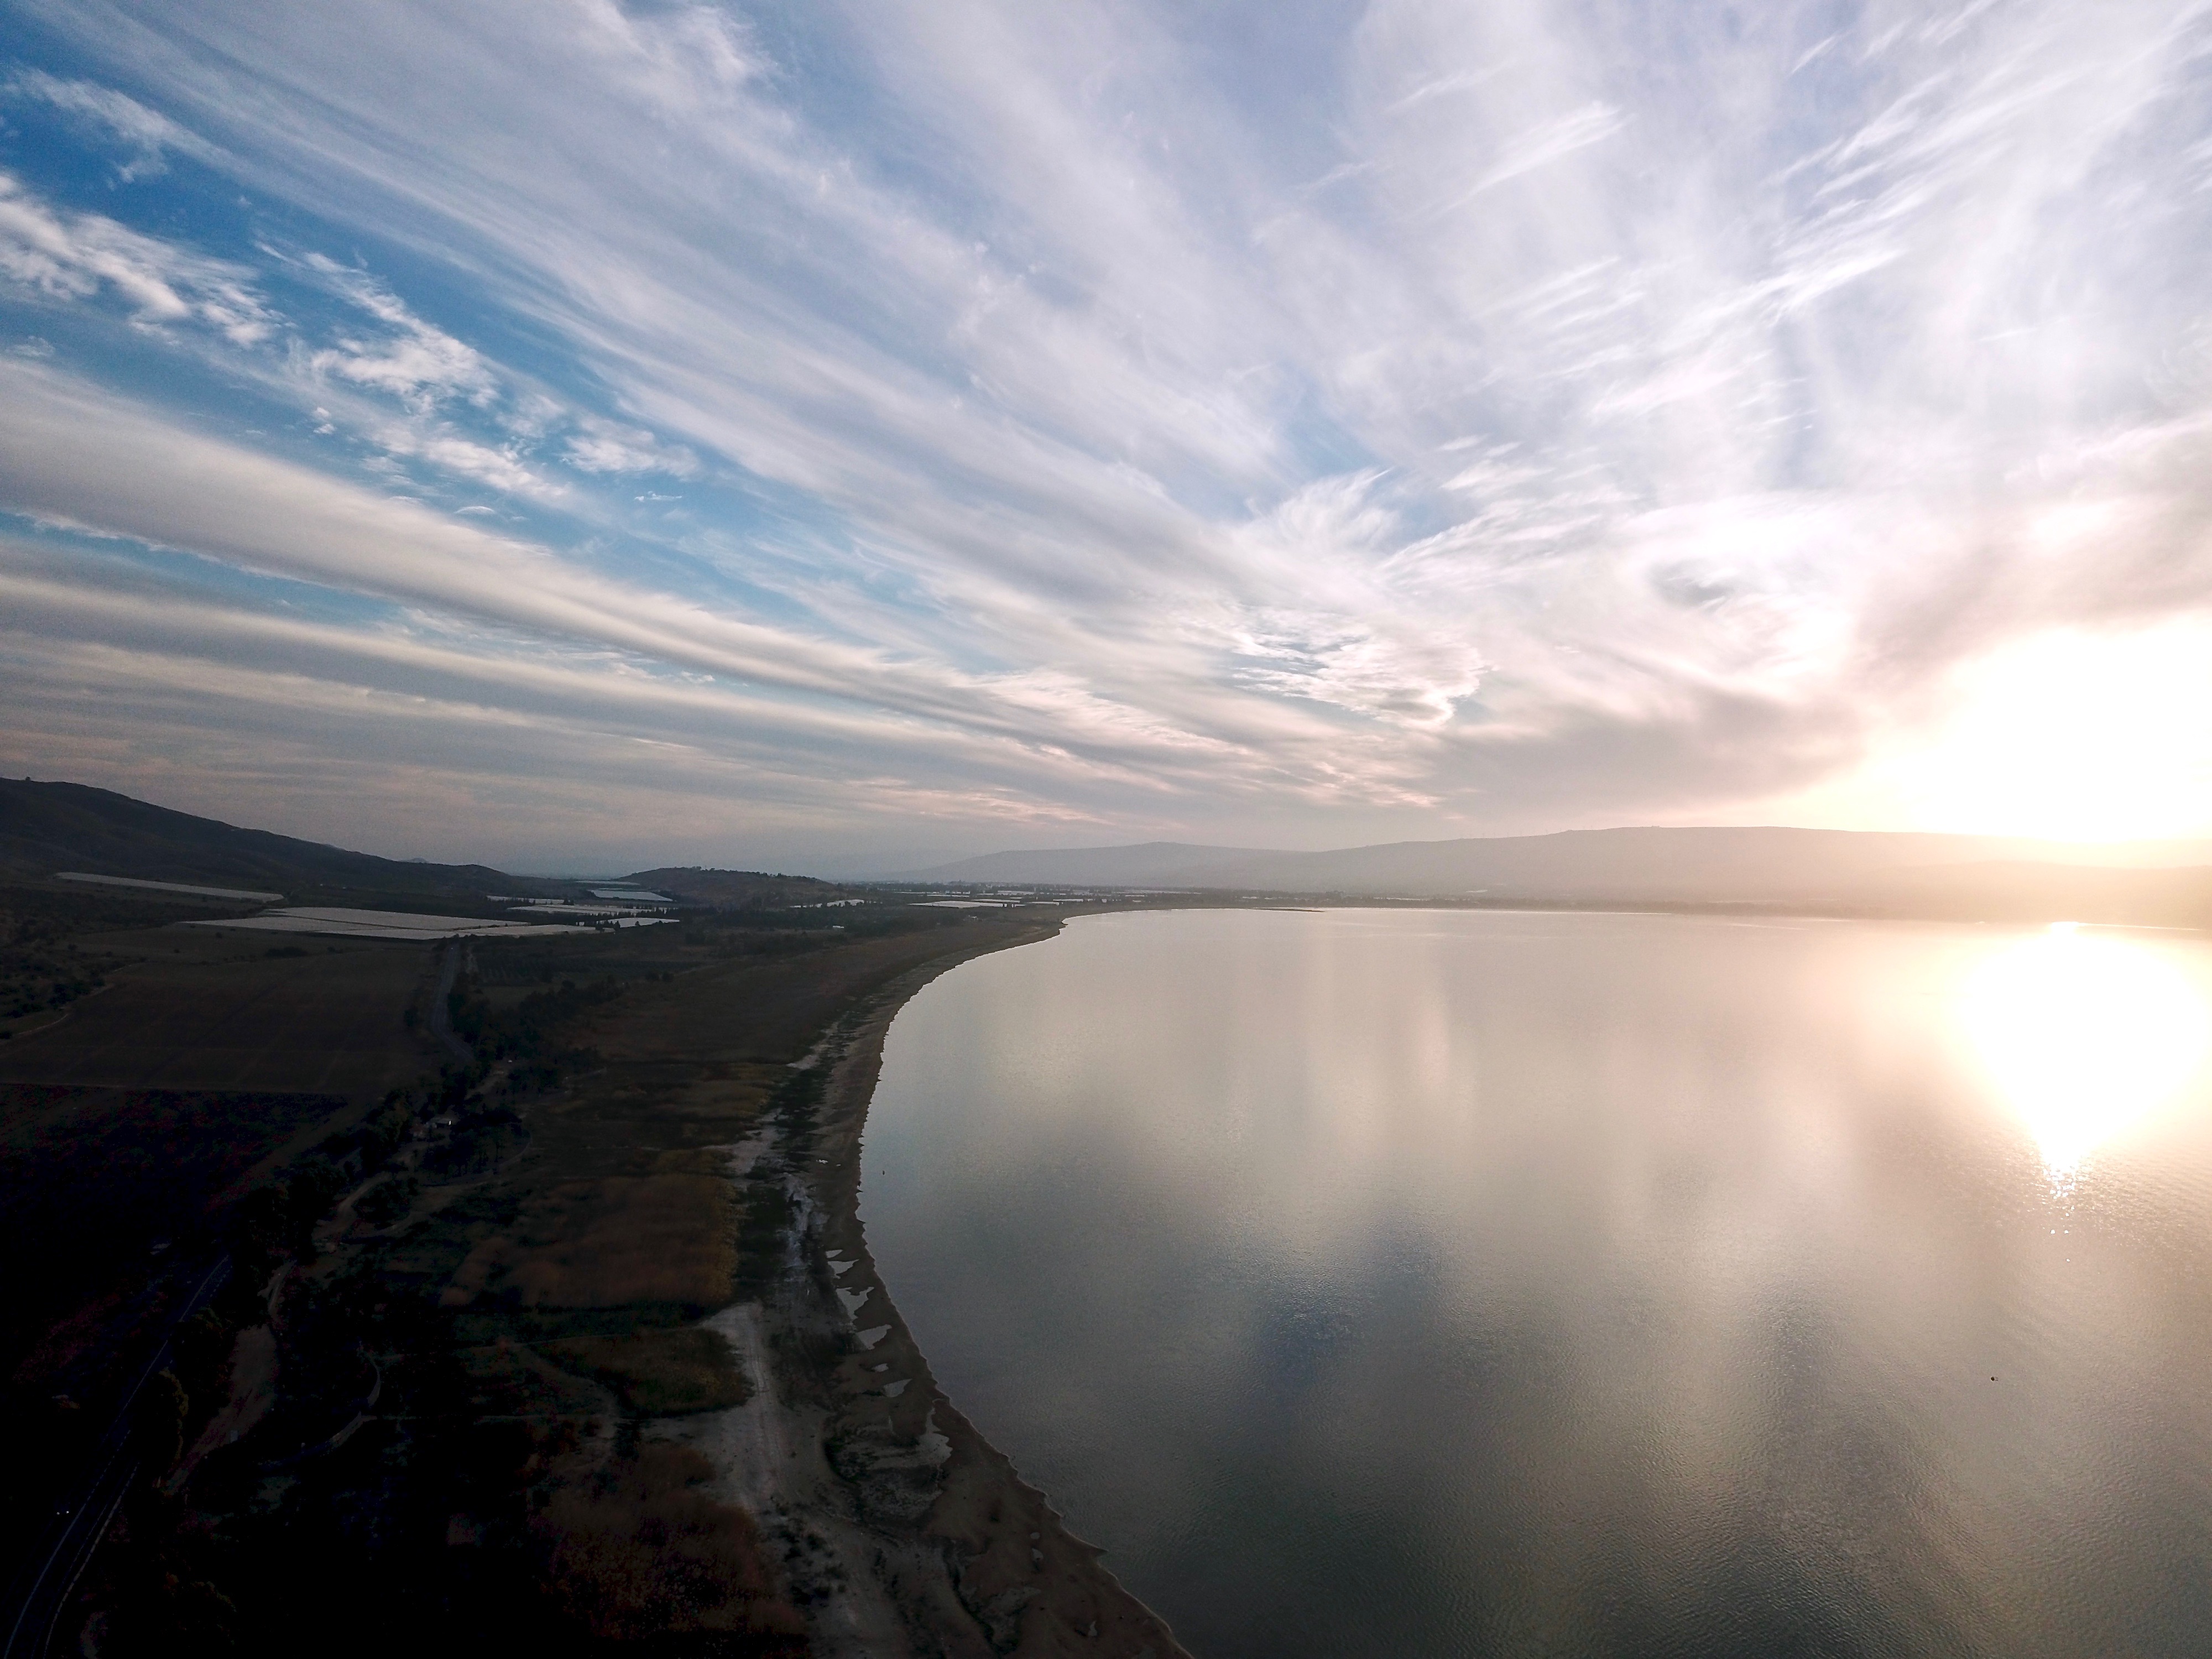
[664,919,1194,1657]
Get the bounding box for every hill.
[619,866,851,909]
[907,826,2212,927]
[0,777,558,901]
[900,841,1272,889]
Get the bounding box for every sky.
[2,1,2211,874]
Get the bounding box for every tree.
[136,1369,189,1474]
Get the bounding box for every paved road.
[2,1255,231,1659]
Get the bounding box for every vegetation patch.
[0,1085,343,1373]
[0,882,234,1033]
[534,1442,805,1646]
[443,1172,735,1309]
[460,1335,614,1421]
[546,1325,750,1416]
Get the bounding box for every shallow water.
[860,908,2212,1658]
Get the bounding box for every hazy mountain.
[0,777,554,899]
[896,841,1276,889]
[11,778,2210,928]
[909,827,2212,922]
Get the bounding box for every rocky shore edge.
[655,921,1193,1659]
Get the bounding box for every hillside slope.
[0,778,551,899]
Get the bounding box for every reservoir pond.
[859,908,2212,1657]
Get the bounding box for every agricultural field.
[0,920,437,1096]
[0,883,253,1040]
[0,886,446,1579]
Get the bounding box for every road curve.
[2,1256,231,1659]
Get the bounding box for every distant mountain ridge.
[906,827,2212,927]
[904,841,1270,888]
[9,777,2211,930]
[0,777,546,899]
[0,779,855,910]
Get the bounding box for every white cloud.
[369,424,562,499]
[301,254,497,406]
[8,0,2212,850]
[1458,101,1628,201]
[4,70,217,179]
[0,361,1308,798]
[0,170,273,342]
[562,415,697,476]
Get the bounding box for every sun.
[1876,621,2212,842]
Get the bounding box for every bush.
[356,1176,418,1228]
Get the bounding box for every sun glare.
[1885,624,2212,842]
[1958,924,2212,1176]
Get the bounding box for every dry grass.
[546,1326,749,1416]
[459,1337,612,1420]
[648,1145,735,1177]
[442,1173,734,1309]
[535,1442,805,1645]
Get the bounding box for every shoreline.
[659,919,1194,1657]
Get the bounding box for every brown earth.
[0,926,440,1396]
[172,1322,278,1487]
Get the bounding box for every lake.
[859,907,2212,1658]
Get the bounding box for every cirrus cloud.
[0,0,2209,866]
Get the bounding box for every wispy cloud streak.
[0,0,2209,862]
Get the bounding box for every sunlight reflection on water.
[863,908,2212,1658]
[1958,922,2212,1179]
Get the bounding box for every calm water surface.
[859,909,2212,1658]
